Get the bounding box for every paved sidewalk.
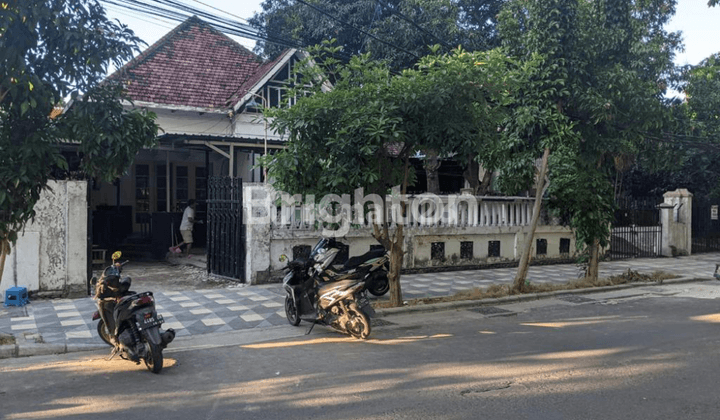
[2,253,719,359]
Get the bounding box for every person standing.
[170,199,195,257]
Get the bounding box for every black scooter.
[313,237,390,297]
[91,251,175,373]
[281,240,375,339]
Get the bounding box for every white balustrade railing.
[266,193,538,231]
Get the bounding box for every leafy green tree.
[261,43,523,306]
[685,54,720,139]
[497,0,680,288]
[0,1,158,282]
[249,0,505,69]
[626,53,720,200]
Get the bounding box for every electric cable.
[101,0,302,50]
[294,0,420,60]
[374,0,454,49]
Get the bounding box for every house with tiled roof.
[88,16,312,255]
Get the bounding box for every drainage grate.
[372,318,396,327]
[468,306,514,316]
[556,294,596,304]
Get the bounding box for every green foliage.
[249,0,505,69]
[261,42,527,306]
[629,53,720,199]
[497,0,679,252]
[0,1,159,244]
[685,54,720,139]
[261,42,527,199]
[63,84,159,182]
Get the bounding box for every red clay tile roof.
[108,16,284,110]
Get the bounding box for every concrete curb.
[374,276,714,317]
[0,342,108,360]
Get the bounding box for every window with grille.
[536,239,548,255]
[135,164,150,214]
[560,238,571,254]
[156,164,167,212]
[176,166,188,207]
[431,242,445,261]
[461,241,473,259]
[488,241,501,257]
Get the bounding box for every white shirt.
[180,206,195,231]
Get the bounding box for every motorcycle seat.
[318,279,358,295]
[341,248,386,271]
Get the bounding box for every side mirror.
[279,254,288,262]
[90,276,97,287]
[111,251,122,262]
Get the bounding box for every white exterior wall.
[1,180,88,301]
[243,184,577,284]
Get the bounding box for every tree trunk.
[424,150,441,194]
[463,158,480,194]
[586,238,600,281]
[0,238,9,287]
[478,168,493,195]
[388,224,404,307]
[371,156,411,307]
[463,159,493,195]
[512,147,550,293]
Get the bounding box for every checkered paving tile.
[1,253,719,348]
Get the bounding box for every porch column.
[166,152,171,212]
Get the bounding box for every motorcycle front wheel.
[346,301,371,339]
[96,319,113,347]
[285,296,301,326]
[144,342,163,374]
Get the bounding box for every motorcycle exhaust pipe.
[160,328,175,348]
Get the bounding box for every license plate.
[140,314,163,329]
[358,297,375,317]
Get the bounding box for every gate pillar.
[244,183,274,284]
[660,189,693,256]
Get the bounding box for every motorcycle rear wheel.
[285,296,301,326]
[144,342,163,374]
[367,275,389,296]
[96,319,113,347]
[346,301,371,339]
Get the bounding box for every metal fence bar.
[207,177,244,281]
[609,197,663,259]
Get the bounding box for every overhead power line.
[374,0,453,49]
[101,0,304,50]
[294,0,420,60]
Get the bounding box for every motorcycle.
[281,238,376,339]
[312,237,390,297]
[91,251,175,373]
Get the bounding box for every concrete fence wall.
[244,184,578,284]
[1,180,88,301]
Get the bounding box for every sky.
[103,0,720,67]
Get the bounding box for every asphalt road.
[3,282,720,420]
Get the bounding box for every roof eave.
[231,49,298,113]
[122,100,229,114]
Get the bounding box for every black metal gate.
[207,177,245,281]
[608,197,662,259]
[692,197,720,253]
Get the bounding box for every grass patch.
[373,269,678,309]
[0,334,15,346]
